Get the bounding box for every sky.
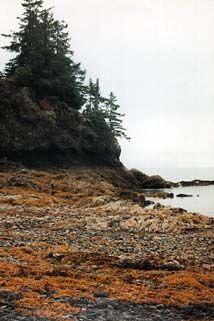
[0,0,214,169]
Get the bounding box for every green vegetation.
[1,0,129,140]
[2,0,85,108]
[83,79,130,140]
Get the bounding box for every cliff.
[0,79,121,167]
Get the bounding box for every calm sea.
[143,168,214,217]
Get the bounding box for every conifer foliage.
[1,0,129,140]
[83,79,130,140]
[83,79,110,142]
[2,0,85,109]
[105,92,130,140]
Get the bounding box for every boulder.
[146,191,174,199]
[119,190,146,207]
[129,168,149,182]
[140,175,172,189]
[129,169,172,189]
[172,207,187,214]
[153,203,165,210]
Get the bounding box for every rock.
[119,190,146,206]
[153,203,165,210]
[5,175,38,189]
[117,259,155,270]
[93,291,109,298]
[144,200,155,206]
[202,264,214,271]
[161,260,185,271]
[129,169,149,182]
[129,169,172,189]
[172,207,187,214]
[118,259,185,271]
[0,167,213,319]
[180,179,214,186]
[0,79,121,166]
[0,290,21,302]
[141,175,172,189]
[146,192,174,199]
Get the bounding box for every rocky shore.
[0,164,213,321]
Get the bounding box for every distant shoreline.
[142,167,214,183]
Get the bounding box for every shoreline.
[143,185,214,218]
[141,167,214,185]
[0,165,213,320]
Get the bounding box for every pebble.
[0,168,213,320]
[70,299,214,321]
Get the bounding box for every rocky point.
[0,80,213,320]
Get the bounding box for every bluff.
[0,80,121,166]
[0,79,173,190]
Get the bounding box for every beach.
[0,166,213,320]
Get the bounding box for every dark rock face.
[177,194,193,198]
[130,169,172,189]
[0,80,121,166]
[142,175,172,188]
[129,168,149,182]
[180,179,214,186]
[145,191,174,199]
[119,190,146,207]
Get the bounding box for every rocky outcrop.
[145,191,174,199]
[141,175,172,188]
[0,79,121,166]
[179,179,214,186]
[129,169,172,189]
[177,193,193,198]
[129,168,149,182]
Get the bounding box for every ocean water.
[143,168,214,217]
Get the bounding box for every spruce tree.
[83,78,110,139]
[2,0,44,82]
[2,0,85,109]
[105,92,130,140]
[83,79,130,141]
[84,78,103,111]
[49,19,85,107]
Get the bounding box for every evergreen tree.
[2,0,44,81]
[88,78,95,109]
[105,92,130,140]
[49,19,85,107]
[94,78,100,110]
[1,1,129,138]
[83,79,130,141]
[2,0,85,108]
[84,78,104,111]
[83,78,110,140]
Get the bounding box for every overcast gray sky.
[0,0,214,169]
